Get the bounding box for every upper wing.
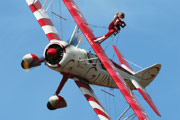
[26,0,61,41]
[74,78,110,120]
[63,0,149,119]
[63,0,96,44]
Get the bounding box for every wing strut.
[74,78,110,120]
[117,105,137,120]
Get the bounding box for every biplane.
[21,0,161,119]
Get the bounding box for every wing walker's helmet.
[119,13,125,19]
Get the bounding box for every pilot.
[94,12,126,43]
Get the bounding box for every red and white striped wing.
[74,78,110,120]
[63,0,150,119]
[26,0,61,41]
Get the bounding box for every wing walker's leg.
[94,29,117,44]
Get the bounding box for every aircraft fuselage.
[44,40,135,89]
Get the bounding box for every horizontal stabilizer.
[112,45,134,74]
[131,79,161,117]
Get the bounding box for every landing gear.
[47,75,68,110]
[47,95,67,110]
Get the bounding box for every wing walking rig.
[22,0,161,119]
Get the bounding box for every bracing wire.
[112,33,120,61]
[103,35,115,51]
[108,89,111,116]
[58,0,64,39]
[109,32,143,70]
[112,90,117,118]
[51,11,107,29]
[50,0,54,25]
[122,58,143,70]
[50,7,143,70]
[46,0,54,11]
[42,0,48,9]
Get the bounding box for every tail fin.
[112,45,135,74]
[132,64,161,117]
[135,64,161,88]
[131,79,161,117]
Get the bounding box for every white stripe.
[121,64,135,74]
[42,25,58,34]
[50,39,60,41]
[33,9,49,20]
[89,101,109,117]
[98,115,110,120]
[131,78,141,89]
[79,87,109,116]
[79,87,96,98]
[26,0,38,6]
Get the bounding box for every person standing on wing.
[94,12,126,43]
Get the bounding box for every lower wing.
[74,78,110,120]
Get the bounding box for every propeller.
[21,54,44,71]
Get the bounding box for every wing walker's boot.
[94,36,105,42]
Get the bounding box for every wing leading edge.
[26,0,61,41]
[63,0,149,119]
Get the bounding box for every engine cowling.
[21,54,41,70]
[44,41,64,68]
[47,95,67,110]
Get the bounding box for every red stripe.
[84,94,102,108]
[75,81,110,119]
[46,33,60,41]
[94,108,110,119]
[137,88,161,117]
[84,95,110,119]
[111,60,133,75]
[75,81,92,92]
[112,45,133,71]
[30,54,39,60]
[29,1,42,13]
[38,18,54,26]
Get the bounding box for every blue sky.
[0,0,179,120]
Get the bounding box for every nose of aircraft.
[47,48,58,59]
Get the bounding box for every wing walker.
[22,0,161,119]
[94,12,126,44]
